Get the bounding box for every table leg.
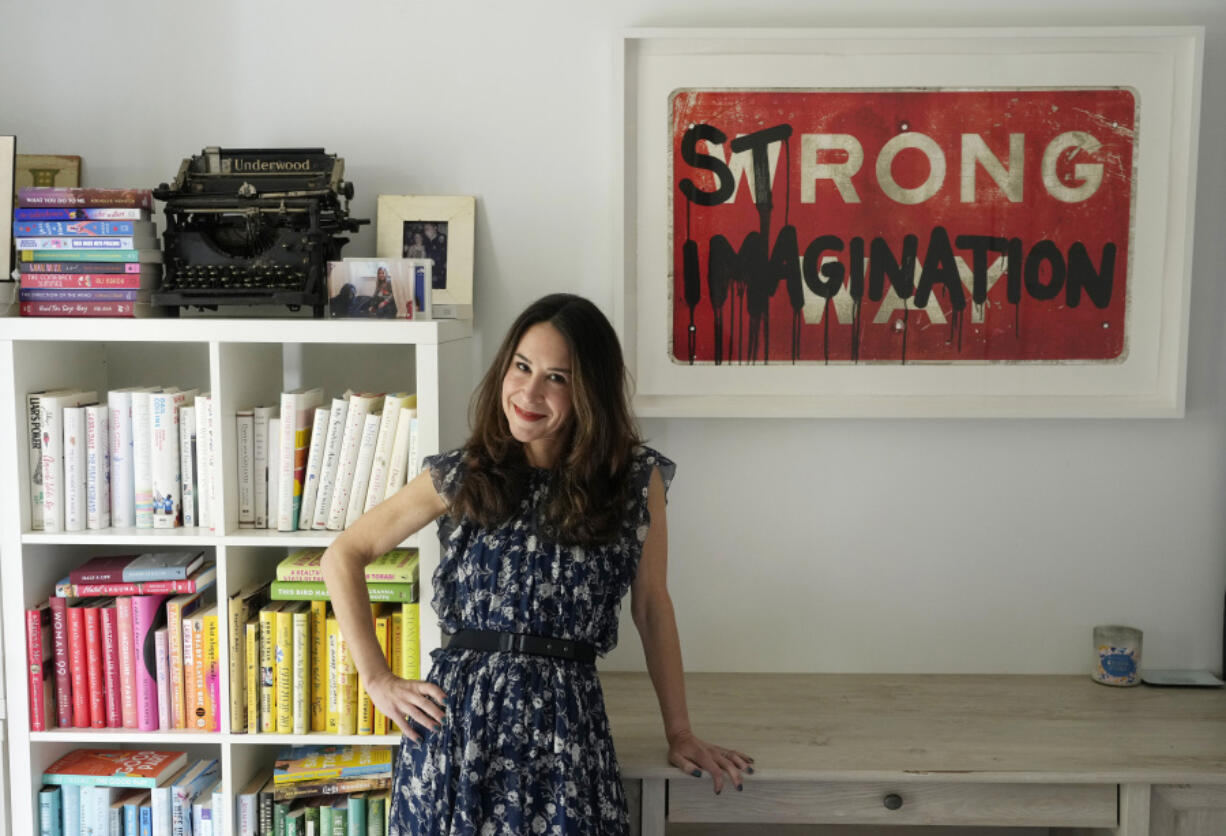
[1118,783,1151,836]
[641,778,666,836]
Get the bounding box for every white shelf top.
[22,528,420,548]
[30,729,404,746]
[0,316,472,345]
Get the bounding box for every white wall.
[3,0,1224,675]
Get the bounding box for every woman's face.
[501,321,574,467]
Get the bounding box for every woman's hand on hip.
[365,670,448,741]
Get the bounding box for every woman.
[322,294,751,834]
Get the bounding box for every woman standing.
[322,294,751,834]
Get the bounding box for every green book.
[270,580,417,604]
[274,799,291,836]
[331,797,348,836]
[304,801,321,836]
[319,800,333,836]
[348,792,368,836]
[366,791,386,836]
[285,806,304,836]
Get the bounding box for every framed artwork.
[376,195,475,319]
[616,28,1204,417]
[15,154,80,190]
[327,258,430,320]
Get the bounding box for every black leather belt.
[444,629,597,664]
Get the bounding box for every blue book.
[13,220,144,237]
[171,759,220,836]
[61,784,80,836]
[38,785,62,836]
[139,803,153,836]
[122,551,206,582]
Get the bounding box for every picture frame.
[376,195,475,319]
[327,258,431,320]
[615,28,1204,418]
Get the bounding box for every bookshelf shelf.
[0,316,473,832]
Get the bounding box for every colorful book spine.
[401,602,420,680]
[278,388,323,531]
[56,564,215,597]
[337,627,357,735]
[298,406,330,530]
[20,249,160,262]
[100,602,122,727]
[131,391,155,528]
[19,287,146,302]
[62,406,88,532]
[343,410,383,529]
[48,596,73,728]
[19,187,153,208]
[237,409,255,528]
[15,207,149,220]
[20,259,150,273]
[20,300,161,317]
[326,613,339,733]
[245,619,260,734]
[167,592,208,729]
[292,604,310,735]
[116,597,137,729]
[14,220,145,236]
[83,602,107,727]
[17,235,148,250]
[271,580,417,603]
[84,403,110,529]
[154,627,171,731]
[372,608,391,735]
[180,404,197,527]
[259,603,282,733]
[20,272,151,288]
[275,604,295,733]
[203,609,220,732]
[252,404,276,529]
[25,604,52,732]
[312,396,349,529]
[66,603,89,726]
[38,785,62,836]
[152,389,193,529]
[310,600,328,732]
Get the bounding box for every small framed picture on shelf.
[15,153,81,189]
[376,195,475,319]
[326,258,430,320]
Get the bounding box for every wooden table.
[601,673,1226,835]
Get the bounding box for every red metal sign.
[671,89,1136,364]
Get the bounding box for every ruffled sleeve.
[627,446,676,546]
[422,448,466,505]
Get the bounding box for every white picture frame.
[615,28,1204,418]
[376,195,475,319]
[1,136,13,282]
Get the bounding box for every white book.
[267,417,280,530]
[27,388,73,530]
[251,405,276,528]
[277,387,323,531]
[85,403,110,529]
[150,765,182,836]
[204,394,220,535]
[155,626,171,730]
[364,392,414,513]
[131,389,156,528]
[384,398,419,500]
[236,409,255,529]
[298,406,330,530]
[407,414,421,482]
[195,394,213,532]
[107,386,152,529]
[326,392,382,531]
[180,405,197,528]
[344,409,383,529]
[311,395,350,530]
[152,389,197,529]
[41,389,96,532]
[62,405,88,532]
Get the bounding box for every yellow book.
[275,602,301,734]
[291,602,311,735]
[337,628,357,735]
[391,611,403,679]
[400,602,420,680]
[202,608,220,732]
[166,591,208,729]
[245,617,260,733]
[372,606,392,735]
[309,601,328,732]
[259,602,285,734]
[325,612,339,733]
[227,581,271,733]
[356,673,374,736]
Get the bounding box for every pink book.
[82,602,106,728]
[116,597,137,728]
[100,602,122,727]
[66,602,89,727]
[130,594,168,731]
[48,596,73,728]
[154,627,171,731]
[25,604,51,732]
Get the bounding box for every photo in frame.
[327,258,430,320]
[376,195,475,319]
[616,28,1204,417]
[15,153,81,189]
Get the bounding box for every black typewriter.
[152,147,368,316]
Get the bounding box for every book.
[383,396,418,501]
[236,771,269,836]
[15,207,150,221]
[276,548,418,584]
[154,627,171,732]
[272,747,393,785]
[170,759,220,836]
[27,388,75,530]
[62,404,87,531]
[194,394,214,532]
[298,406,330,530]
[55,563,216,597]
[347,793,368,836]
[61,784,81,836]
[401,602,420,680]
[311,396,349,530]
[132,389,155,528]
[20,301,167,317]
[270,774,393,802]
[367,792,387,836]
[343,409,383,528]
[336,626,357,735]
[20,272,155,289]
[82,599,108,728]
[14,219,154,237]
[245,618,261,734]
[25,602,53,732]
[66,602,89,727]
[227,581,271,733]
[266,417,280,531]
[17,235,156,250]
[48,596,73,728]
[276,602,307,734]
[70,555,138,585]
[325,393,382,530]
[41,390,96,532]
[372,605,392,735]
[19,259,158,273]
[151,764,188,836]
[193,780,219,836]
[364,393,414,513]
[115,596,137,729]
[278,387,323,531]
[42,749,188,788]
[19,187,154,209]
[271,580,417,604]
[19,287,151,302]
[38,784,61,836]
[184,605,218,731]
[237,408,255,528]
[291,601,312,735]
[108,386,154,528]
[310,600,328,732]
[152,388,197,528]
[326,612,340,733]
[251,404,276,528]
[180,404,198,527]
[100,600,122,727]
[259,602,285,733]
[123,551,206,582]
[167,591,209,729]
[84,403,110,529]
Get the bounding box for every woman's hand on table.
[668,729,754,794]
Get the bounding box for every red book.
[66,603,89,727]
[100,602,122,728]
[83,600,107,728]
[48,597,73,728]
[19,187,154,209]
[42,749,188,789]
[25,603,53,732]
[116,598,137,728]
[20,301,160,318]
[69,555,138,585]
[18,273,150,290]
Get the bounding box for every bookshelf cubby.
[0,317,473,831]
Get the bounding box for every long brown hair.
[451,294,642,544]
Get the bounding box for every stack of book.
[37,749,222,836]
[14,187,164,318]
[240,549,420,737]
[237,391,420,532]
[27,383,207,533]
[25,552,218,734]
[235,746,393,836]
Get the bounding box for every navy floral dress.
[391,446,675,836]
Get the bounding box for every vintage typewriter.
[152,147,368,315]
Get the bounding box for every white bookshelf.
[0,316,473,832]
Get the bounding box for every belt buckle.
[498,633,516,653]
